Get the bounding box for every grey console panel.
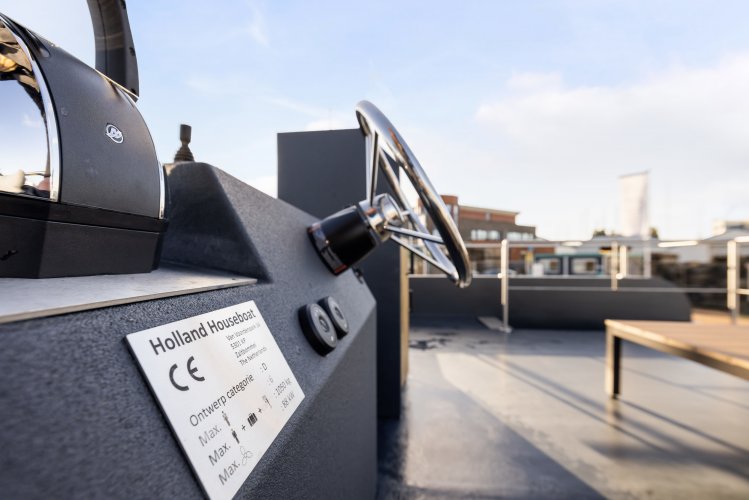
[0,164,377,499]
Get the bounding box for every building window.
[539,257,562,275]
[571,257,601,275]
[470,229,488,240]
[508,231,533,240]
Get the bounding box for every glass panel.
[571,256,601,275]
[539,257,561,275]
[508,231,534,241]
[0,18,52,199]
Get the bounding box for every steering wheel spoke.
[365,132,379,204]
[384,225,444,244]
[390,235,454,276]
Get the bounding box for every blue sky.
[3,1,749,239]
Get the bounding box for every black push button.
[319,296,349,338]
[299,303,337,355]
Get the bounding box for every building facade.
[419,195,539,274]
[435,195,536,243]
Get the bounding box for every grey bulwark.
[410,275,691,330]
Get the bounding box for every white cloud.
[474,55,749,239]
[244,174,277,197]
[246,2,269,47]
[264,96,354,131]
[505,72,563,92]
[265,96,323,116]
[22,113,43,128]
[185,75,254,96]
[304,117,349,131]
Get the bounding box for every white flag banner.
[619,172,649,238]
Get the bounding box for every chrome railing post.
[619,244,628,278]
[643,239,652,279]
[728,240,739,325]
[500,238,510,332]
[610,241,619,291]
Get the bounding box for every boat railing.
[411,237,749,330]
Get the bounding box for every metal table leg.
[606,330,622,399]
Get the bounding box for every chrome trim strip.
[1,15,61,202]
[157,160,166,219]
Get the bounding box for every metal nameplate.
[126,300,304,500]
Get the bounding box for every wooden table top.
[605,320,749,369]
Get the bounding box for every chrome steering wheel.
[355,101,471,287]
[308,101,471,287]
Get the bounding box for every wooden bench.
[605,319,749,398]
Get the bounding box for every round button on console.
[319,296,349,338]
[299,303,337,355]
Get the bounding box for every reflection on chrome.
[0,17,56,200]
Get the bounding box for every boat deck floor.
[377,320,749,499]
